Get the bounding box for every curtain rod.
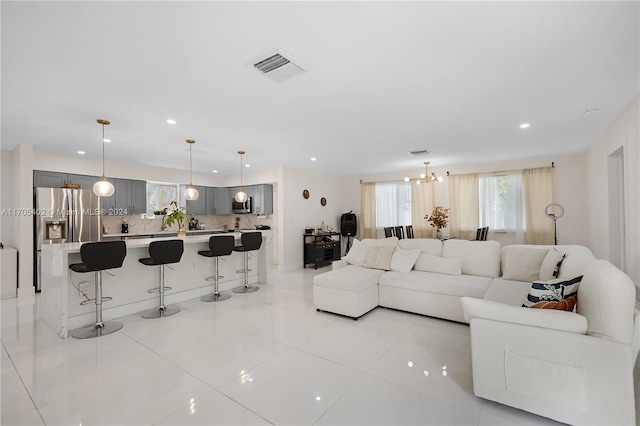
[445,162,554,177]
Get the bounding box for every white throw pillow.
[539,248,567,280]
[363,244,395,270]
[390,248,421,274]
[414,254,462,276]
[502,247,548,282]
[343,239,370,267]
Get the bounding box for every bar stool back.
[232,232,262,293]
[198,235,234,302]
[139,239,183,318]
[68,240,127,339]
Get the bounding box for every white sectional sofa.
[312,237,640,425]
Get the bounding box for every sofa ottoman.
[313,264,383,319]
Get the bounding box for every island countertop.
[41,232,268,338]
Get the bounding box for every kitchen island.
[41,232,267,338]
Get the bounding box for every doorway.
[608,147,626,271]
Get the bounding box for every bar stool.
[139,239,183,318]
[232,232,262,294]
[198,235,234,302]
[68,240,127,339]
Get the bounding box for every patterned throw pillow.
[522,276,582,311]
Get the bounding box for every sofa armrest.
[332,259,348,270]
[461,297,587,334]
[469,317,635,425]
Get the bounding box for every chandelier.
[404,162,443,184]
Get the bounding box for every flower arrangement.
[425,206,449,230]
[159,200,187,229]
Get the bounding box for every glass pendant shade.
[234,190,248,203]
[185,184,199,201]
[93,178,115,197]
[93,119,115,197]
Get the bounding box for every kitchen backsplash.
[101,214,273,235]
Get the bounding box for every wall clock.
[303,189,309,199]
[320,197,327,206]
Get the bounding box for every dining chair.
[395,226,404,239]
[405,225,414,239]
[384,227,394,238]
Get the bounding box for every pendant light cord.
[189,142,193,185]
[101,123,106,180]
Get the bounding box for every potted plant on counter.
[160,200,188,236]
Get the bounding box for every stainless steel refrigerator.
[34,187,102,291]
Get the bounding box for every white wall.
[278,166,355,272]
[587,97,640,284]
[337,153,588,247]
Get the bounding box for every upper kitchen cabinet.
[205,187,231,215]
[184,185,207,215]
[34,171,99,190]
[252,184,273,215]
[110,178,146,215]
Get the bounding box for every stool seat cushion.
[69,262,89,273]
[233,245,255,253]
[198,250,214,257]
[138,258,156,266]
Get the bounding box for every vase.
[177,225,187,237]
[436,229,442,240]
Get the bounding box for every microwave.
[232,197,252,214]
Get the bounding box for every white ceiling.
[2,1,638,178]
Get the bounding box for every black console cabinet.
[304,232,341,269]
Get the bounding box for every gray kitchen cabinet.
[34,171,99,190]
[185,185,206,215]
[130,180,147,214]
[68,174,99,190]
[110,178,146,215]
[34,171,67,188]
[205,187,231,215]
[252,184,273,215]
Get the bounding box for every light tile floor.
[1,267,565,425]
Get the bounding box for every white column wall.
[587,97,640,285]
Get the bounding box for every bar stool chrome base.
[232,284,260,293]
[71,320,124,339]
[141,306,180,319]
[201,292,231,302]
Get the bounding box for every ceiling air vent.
[408,149,432,156]
[250,50,308,83]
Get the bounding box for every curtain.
[449,173,479,240]
[411,180,435,238]
[360,182,377,239]
[523,167,554,244]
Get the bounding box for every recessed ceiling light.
[519,123,530,129]
[103,138,111,143]
[311,157,317,161]
[584,108,600,116]
[166,119,176,124]
[212,170,218,173]
[77,151,85,155]
[245,164,250,168]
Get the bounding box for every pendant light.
[234,150,248,203]
[184,139,199,201]
[92,119,115,197]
